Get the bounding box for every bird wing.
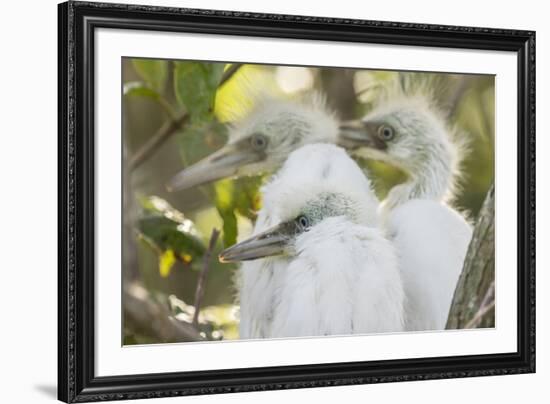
[386,199,473,331]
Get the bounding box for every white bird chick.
[338,80,473,331]
[339,84,466,211]
[166,93,339,191]
[219,144,404,339]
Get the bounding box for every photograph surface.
[121,59,495,345]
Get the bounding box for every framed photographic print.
[58,1,535,402]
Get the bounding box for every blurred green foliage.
[138,195,206,277]
[123,58,494,344]
[123,81,162,101]
[123,288,239,345]
[174,61,225,123]
[215,176,263,247]
[132,59,168,93]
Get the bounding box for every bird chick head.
[166,93,339,192]
[340,95,459,174]
[219,144,380,262]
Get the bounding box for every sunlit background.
[122,59,494,345]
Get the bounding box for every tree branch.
[129,63,241,171]
[318,68,357,120]
[129,110,189,171]
[219,64,243,87]
[124,282,204,343]
[192,228,220,327]
[464,281,495,329]
[446,184,495,329]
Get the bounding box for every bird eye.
[250,133,268,151]
[295,215,310,231]
[378,125,395,141]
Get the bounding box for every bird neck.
[383,144,456,213]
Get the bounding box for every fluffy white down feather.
[237,144,404,339]
[385,199,472,331]
[359,85,474,331]
[275,218,403,337]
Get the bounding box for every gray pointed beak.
[166,144,261,192]
[219,221,298,263]
[338,120,383,150]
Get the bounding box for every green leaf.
[214,179,238,247]
[217,208,238,247]
[159,249,177,278]
[123,81,161,101]
[177,120,228,167]
[123,81,175,118]
[132,59,168,93]
[138,196,206,274]
[173,62,225,123]
[214,176,263,247]
[234,176,263,220]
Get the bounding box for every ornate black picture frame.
[58,1,535,402]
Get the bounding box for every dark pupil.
[297,215,310,230]
[382,127,392,138]
[252,134,267,149]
